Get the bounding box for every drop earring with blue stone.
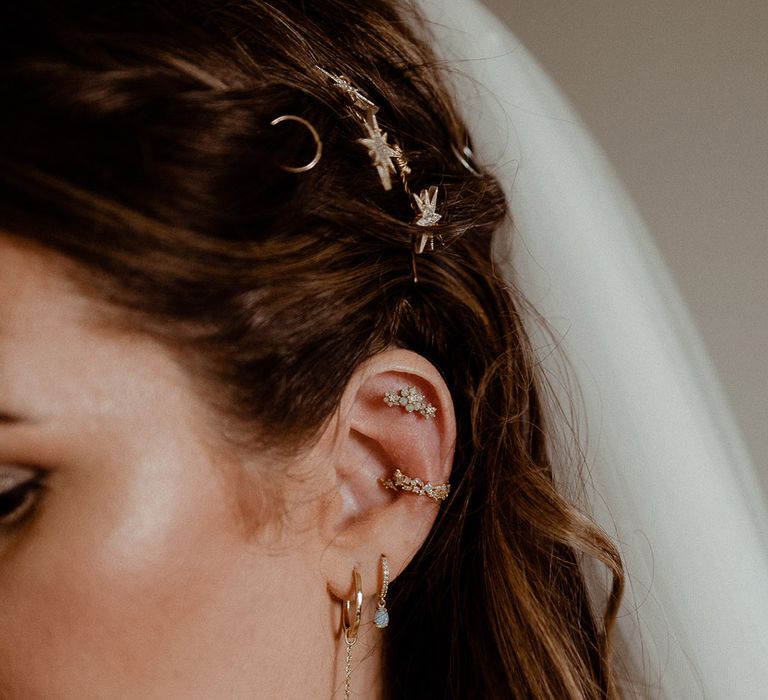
[374,554,390,629]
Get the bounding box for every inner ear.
[333,427,394,527]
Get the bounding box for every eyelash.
[0,477,45,527]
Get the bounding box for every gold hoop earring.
[270,114,323,173]
[341,568,363,700]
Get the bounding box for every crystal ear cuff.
[381,468,450,502]
[383,386,437,419]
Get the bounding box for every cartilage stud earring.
[383,386,437,419]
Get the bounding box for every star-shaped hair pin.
[357,112,401,191]
[317,67,378,114]
[413,185,442,226]
[412,186,442,254]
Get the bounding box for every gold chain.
[343,634,357,699]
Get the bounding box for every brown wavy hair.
[0,0,624,697]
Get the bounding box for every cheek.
[0,440,261,698]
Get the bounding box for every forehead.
[0,234,198,428]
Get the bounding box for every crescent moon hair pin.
[269,114,323,173]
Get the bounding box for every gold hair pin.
[269,114,323,173]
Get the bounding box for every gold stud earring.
[341,568,362,700]
[374,554,390,629]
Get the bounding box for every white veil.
[416,1,768,697]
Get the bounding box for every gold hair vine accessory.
[384,386,437,419]
[381,468,450,502]
[317,66,443,282]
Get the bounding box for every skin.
[0,234,455,699]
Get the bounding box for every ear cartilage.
[383,386,437,419]
[380,468,450,502]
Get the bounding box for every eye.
[0,466,46,527]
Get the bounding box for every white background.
[479,1,768,472]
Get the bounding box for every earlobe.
[318,348,456,601]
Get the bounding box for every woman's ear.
[316,348,456,601]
